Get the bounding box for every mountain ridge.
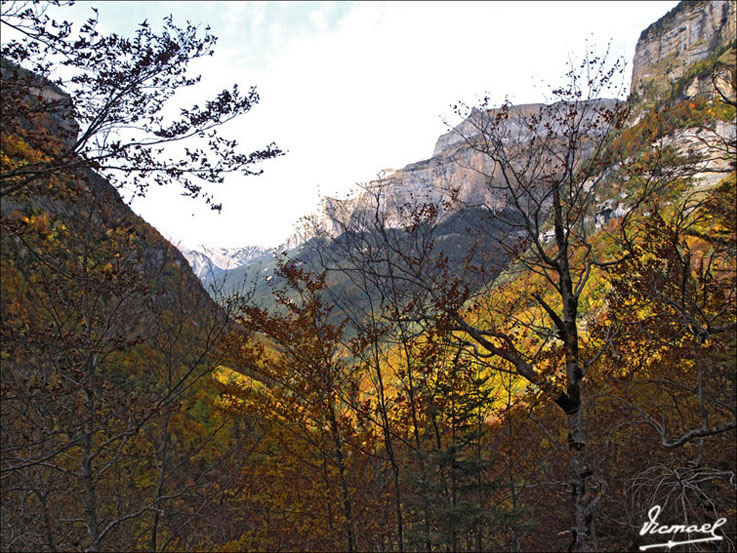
[205,0,735,303]
[178,243,270,281]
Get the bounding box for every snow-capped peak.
[177,244,269,281]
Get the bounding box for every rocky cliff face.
[296,1,734,247]
[305,99,619,239]
[630,0,736,100]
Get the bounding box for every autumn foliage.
[1,4,736,553]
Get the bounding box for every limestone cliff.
[630,0,736,100]
[305,99,619,239]
[297,0,735,246]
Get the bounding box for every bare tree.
[302,48,697,551]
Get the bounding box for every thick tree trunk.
[562,336,597,551]
[562,316,597,551]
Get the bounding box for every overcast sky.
[12,1,679,249]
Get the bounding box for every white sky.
[7,1,679,249]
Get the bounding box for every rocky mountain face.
[0,62,223,320]
[179,244,269,281]
[298,99,619,242]
[631,0,736,101]
[288,0,735,250]
[626,0,736,195]
[203,0,735,304]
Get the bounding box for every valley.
[1,1,735,552]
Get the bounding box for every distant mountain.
[179,244,270,281]
[294,99,620,244]
[219,0,736,317]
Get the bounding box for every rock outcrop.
[303,99,619,240]
[630,0,736,99]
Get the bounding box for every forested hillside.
[1,1,735,552]
[1,3,278,550]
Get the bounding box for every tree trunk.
[372,344,404,552]
[555,179,596,552]
[567,404,596,552]
[82,390,100,552]
[150,419,170,552]
[328,404,355,553]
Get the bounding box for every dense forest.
[1,1,735,552]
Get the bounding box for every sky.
[6,1,679,249]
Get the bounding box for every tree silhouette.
[1,0,282,209]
